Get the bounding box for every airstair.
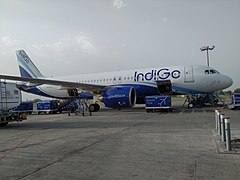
[58,94,92,116]
[74,98,92,116]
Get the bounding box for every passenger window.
[205,70,209,74]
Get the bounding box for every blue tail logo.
[16,50,45,78]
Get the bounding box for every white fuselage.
[28,65,232,100]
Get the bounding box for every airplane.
[0,50,233,111]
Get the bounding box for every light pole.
[200,45,215,67]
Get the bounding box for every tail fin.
[16,50,45,78]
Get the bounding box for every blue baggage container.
[37,100,59,114]
[232,93,240,108]
[145,95,171,112]
[12,101,33,114]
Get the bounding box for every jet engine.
[103,86,136,108]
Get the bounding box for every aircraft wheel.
[89,103,100,112]
[188,103,194,108]
[146,109,152,113]
[89,104,95,112]
[94,103,100,112]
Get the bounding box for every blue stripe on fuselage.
[172,85,204,94]
[18,86,63,99]
[139,81,205,94]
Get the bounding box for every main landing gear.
[67,89,100,116]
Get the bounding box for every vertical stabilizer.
[16,50,45,78]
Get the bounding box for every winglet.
[16,50,45,78]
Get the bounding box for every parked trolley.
[145,95,172,112]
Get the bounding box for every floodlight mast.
[200,45,215,67]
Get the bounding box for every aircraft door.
[184,66,194,83]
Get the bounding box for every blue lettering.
[134,68,181,81]
[172,70,181,79]
[145,70,154,81]
[154,70,157,80]
[136,72,144,81]
[157,68,170,80]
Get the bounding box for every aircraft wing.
[0,74,106,91]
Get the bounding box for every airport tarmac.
[0,107,240,180]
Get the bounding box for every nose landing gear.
[184,93,223,108]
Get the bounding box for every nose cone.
[222,75,233,89]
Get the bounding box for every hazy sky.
[0,0,239,100]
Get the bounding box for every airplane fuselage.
[21,65,233,104]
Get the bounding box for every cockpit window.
[210,69,220,74]
[205,69,220,75]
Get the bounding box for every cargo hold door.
[156,80,172,95]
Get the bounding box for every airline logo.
[134,68,181,81]
[18,50,30,64]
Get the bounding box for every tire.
[89,104,95,112]
[188,103,194,108]
[89,103,100,112]
[94,104,100,112]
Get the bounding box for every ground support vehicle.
[12,101,33,115]
[230,93,240,109]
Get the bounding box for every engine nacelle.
[103,86,136,108]
[79,92,93,99]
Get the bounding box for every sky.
[0,0,240,100]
